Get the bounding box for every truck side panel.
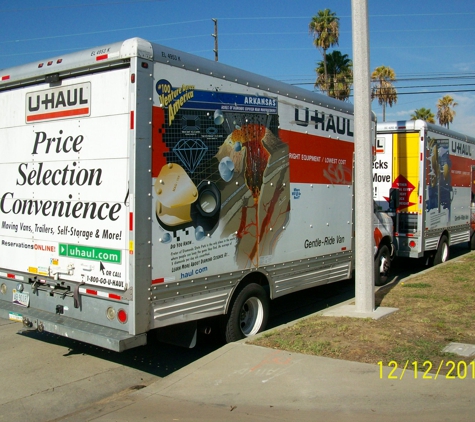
[148,64,355,328]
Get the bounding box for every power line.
[0,20,210,45]
[0,1,165,13]
[377,89,475,95]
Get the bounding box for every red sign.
[392,175,416,211]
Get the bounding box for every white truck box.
[0,38,392,351]
[374,120,475,264]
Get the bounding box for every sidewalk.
[59,252,475,421]
[61,339,474,422]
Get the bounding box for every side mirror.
[389,188,400,211]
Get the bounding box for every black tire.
[470,233,475,250]
[374,244,391,286]
[224,283,269,343]
[432,235,449,266]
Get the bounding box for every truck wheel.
[432,235,449,266]
[224,283,269,343]
[470,234,475,250]
[374,244,391,286]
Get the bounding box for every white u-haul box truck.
[0,38,392,351]
[374,120,475,265]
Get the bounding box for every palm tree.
[371,66,397,122]
[411,108,435,123]
[437,95,457,129]
[315,50,353,101]
[309,9,340,95]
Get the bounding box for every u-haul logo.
[376,137,385,154]
[26,82,91,123]
[450,139,473,158]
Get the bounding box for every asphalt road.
[0,243,469,422]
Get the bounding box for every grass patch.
[401,282,432,288]
[250,253,475,373]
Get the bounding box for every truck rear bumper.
[0,301,147,352]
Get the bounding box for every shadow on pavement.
[17,244,470,378]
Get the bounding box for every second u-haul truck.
[0,38,393,351]
[374,120,475,265]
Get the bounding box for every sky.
[1,0,475,134]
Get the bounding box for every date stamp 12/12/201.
[378,360,475,380]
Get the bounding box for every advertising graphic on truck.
[0,73,130,293]
[0,38,393,351]
[151,82,290,277]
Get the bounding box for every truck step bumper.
[0,301,147,352]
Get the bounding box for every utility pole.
[352,0,374,313]
[348,0,397,320]
[211,18,218,61]
[320,0,397,321]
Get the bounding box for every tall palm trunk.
[323,50,328,94]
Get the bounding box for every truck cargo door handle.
[74,282,85,309]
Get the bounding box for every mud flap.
[154,320,197,348]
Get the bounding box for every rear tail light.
[117,309,128,324]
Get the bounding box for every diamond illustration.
[173,139,208,173]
